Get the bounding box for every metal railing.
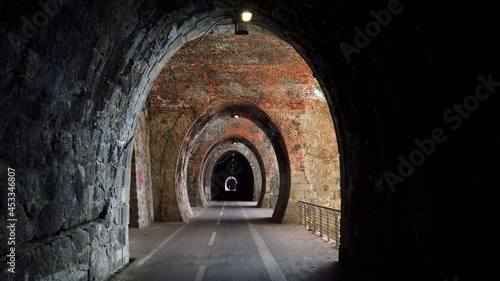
[299,201,341,248]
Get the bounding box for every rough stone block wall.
[297,99,341,209]
[148,109,198,221]
[0,1,338,279]
[4,1,495,280]
[0,1,141,279]
[282,98,340,222]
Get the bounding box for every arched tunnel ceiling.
[2,1,499,280]
[149,30,315,111]
[191,118,276,207]
[175,102,291,222]
[151,29,321,222]
[201,134,272,207]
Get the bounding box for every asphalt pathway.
[111,201,343,281]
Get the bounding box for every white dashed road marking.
[208,232,217,246]
[194,266,206,281]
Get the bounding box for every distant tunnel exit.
[211,151,254,201]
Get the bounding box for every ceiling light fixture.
[235,22,249,35]
[241,11,252,22]
[235,9,252,35]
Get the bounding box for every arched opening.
[134,8,340,226]
[201,135,268,207]
[210,151,254,201]
[2,2,345,279]
[4,1,499,280]
[144,25,341,227]
[176,102,291,222]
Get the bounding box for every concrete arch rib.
[176,103,290,222]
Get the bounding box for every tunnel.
[211,151,255,202]
[1,1,500,281]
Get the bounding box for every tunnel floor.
[110,201,352,281]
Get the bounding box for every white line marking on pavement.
[222,207,225,210]
[136,206,207,268]
[239,202,286,281]
[136,223,189,268]
[220,211,223,216]
[208,232,217,246]
[195,206,208,217]
[194,266,206,281]
[216,219,221,226]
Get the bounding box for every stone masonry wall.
[297,99,341,209]
[283,97,340,223]
[148,31,339,223]
[130,109,154,228]
[148,109,198,221]
[2,1,499,280]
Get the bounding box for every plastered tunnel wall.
[0,1,499,281]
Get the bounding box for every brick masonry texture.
[1,1,498,280]
[146,31,340,223]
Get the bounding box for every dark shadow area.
[211,151,254,201]
[277,261,362,281]
[322,262,362,281]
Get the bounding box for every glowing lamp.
[241,11,252,22]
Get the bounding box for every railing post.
[305,203,309,230]
[319,208,323,238]
[313,206,316,232]
[299,201,340,248]
[326,209,330,242]
[301,202,304,227]
[299,202,303,225]
[334,213,339,248]
[307,204,310,230]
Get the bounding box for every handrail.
[298,201,341,249]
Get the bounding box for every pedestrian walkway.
[110,201,348,281]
